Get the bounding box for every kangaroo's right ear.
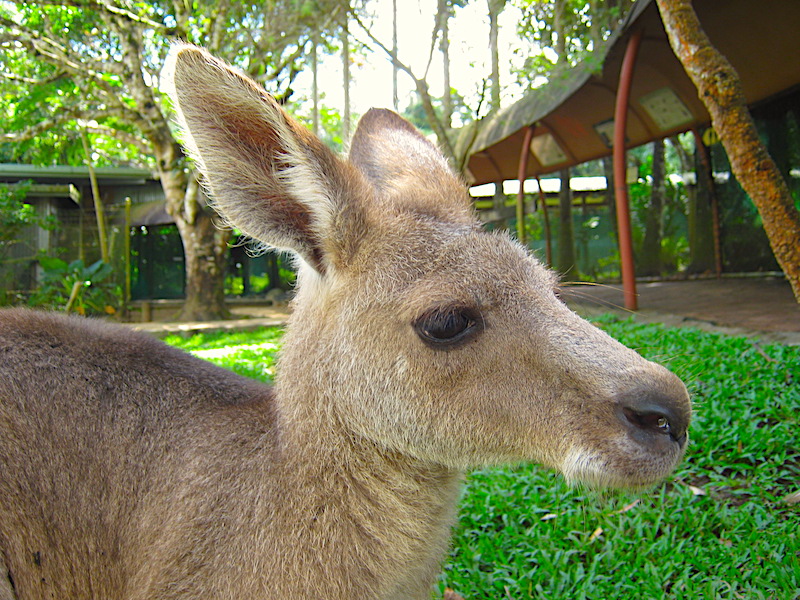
[162,43,359,275]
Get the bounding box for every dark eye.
[413,307,483,348]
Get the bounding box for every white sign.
[530,133,567,167]
[638,87,693,131]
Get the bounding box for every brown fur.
[0,45,691,599]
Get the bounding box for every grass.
[165,317,800,600]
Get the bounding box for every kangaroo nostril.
[615,386,690,446]
[623,406,673,435]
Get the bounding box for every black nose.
[616,388,690,446]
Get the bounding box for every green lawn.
[165,316,800,599]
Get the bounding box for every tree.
[556,168,577,278]
[639,139,666,276]
[487,0,506,218]
[487,0,505,112]
[0,180,55,300]
[513,0,630,88]
[656,0,800,301]
[438,0,462,128]
[352,1,475,167]
[341,13,352,141]
[0,181,42,261]
[0,1,349,320]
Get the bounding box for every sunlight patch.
[191,342,280,360]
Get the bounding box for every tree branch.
[84,125,152,155]
[351,10,457,165]
[0,68,68,86]
[20,0,166,31]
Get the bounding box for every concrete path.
[561,277,800,346]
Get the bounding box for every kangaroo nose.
[616,387,690,446]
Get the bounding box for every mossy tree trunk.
[157,150,231,322]
[657,0,800,301]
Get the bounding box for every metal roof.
[0,164,156,185]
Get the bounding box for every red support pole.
[516,125,535,245]
[614,29,643,311]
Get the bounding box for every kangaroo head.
[164,45,690,487]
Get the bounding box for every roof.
[0,164,156,186]
[462,0,800,185]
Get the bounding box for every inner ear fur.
[348,108,472,222]
[163,44,365,274]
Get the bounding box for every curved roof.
[462,0,800,185]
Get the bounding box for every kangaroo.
[0,44,691,600]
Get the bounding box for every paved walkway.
[561,276,800,345]
[130,305,290,336]
[130,277,800,346]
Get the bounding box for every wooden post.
[535,175,553,266]
[80,129,109,264]
[516,126,535,245]
[613,29,643,311]
[141,300,152,323]
[124,197,132,310]
[692,128,723,279]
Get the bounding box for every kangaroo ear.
[162,43,356,275]
[348,108,470,219]
[349,109,455,189]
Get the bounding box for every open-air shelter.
[462,0,800,309]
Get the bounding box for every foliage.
[168,319,799,599]
[0,180,57,303]
[0,1,355,165]
[0,180,53,256]
[628,146,691,273]
[512,0,635,87]
[28,257,121,315]
[1,0,360,319]
[291,102,348,152]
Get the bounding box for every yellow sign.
[702,127,720,146]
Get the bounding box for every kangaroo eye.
[414,307,483,348]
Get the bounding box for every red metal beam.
[614,29,643,311]
[516,125,535,245]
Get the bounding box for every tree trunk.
[312,31,320,137]
[657,0,800,301]
[557,168,578,279]
[487,0,504,112]
[602,155,618,242]
[342,18,351,141]
[671,135,713,273]
[174,208,231,322]
[640,139,665,276]
[440,0,453,129]
[687,141,717,273]
[392,0,399,111]
[157,147,231,321]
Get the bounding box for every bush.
[28,257,121,315]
